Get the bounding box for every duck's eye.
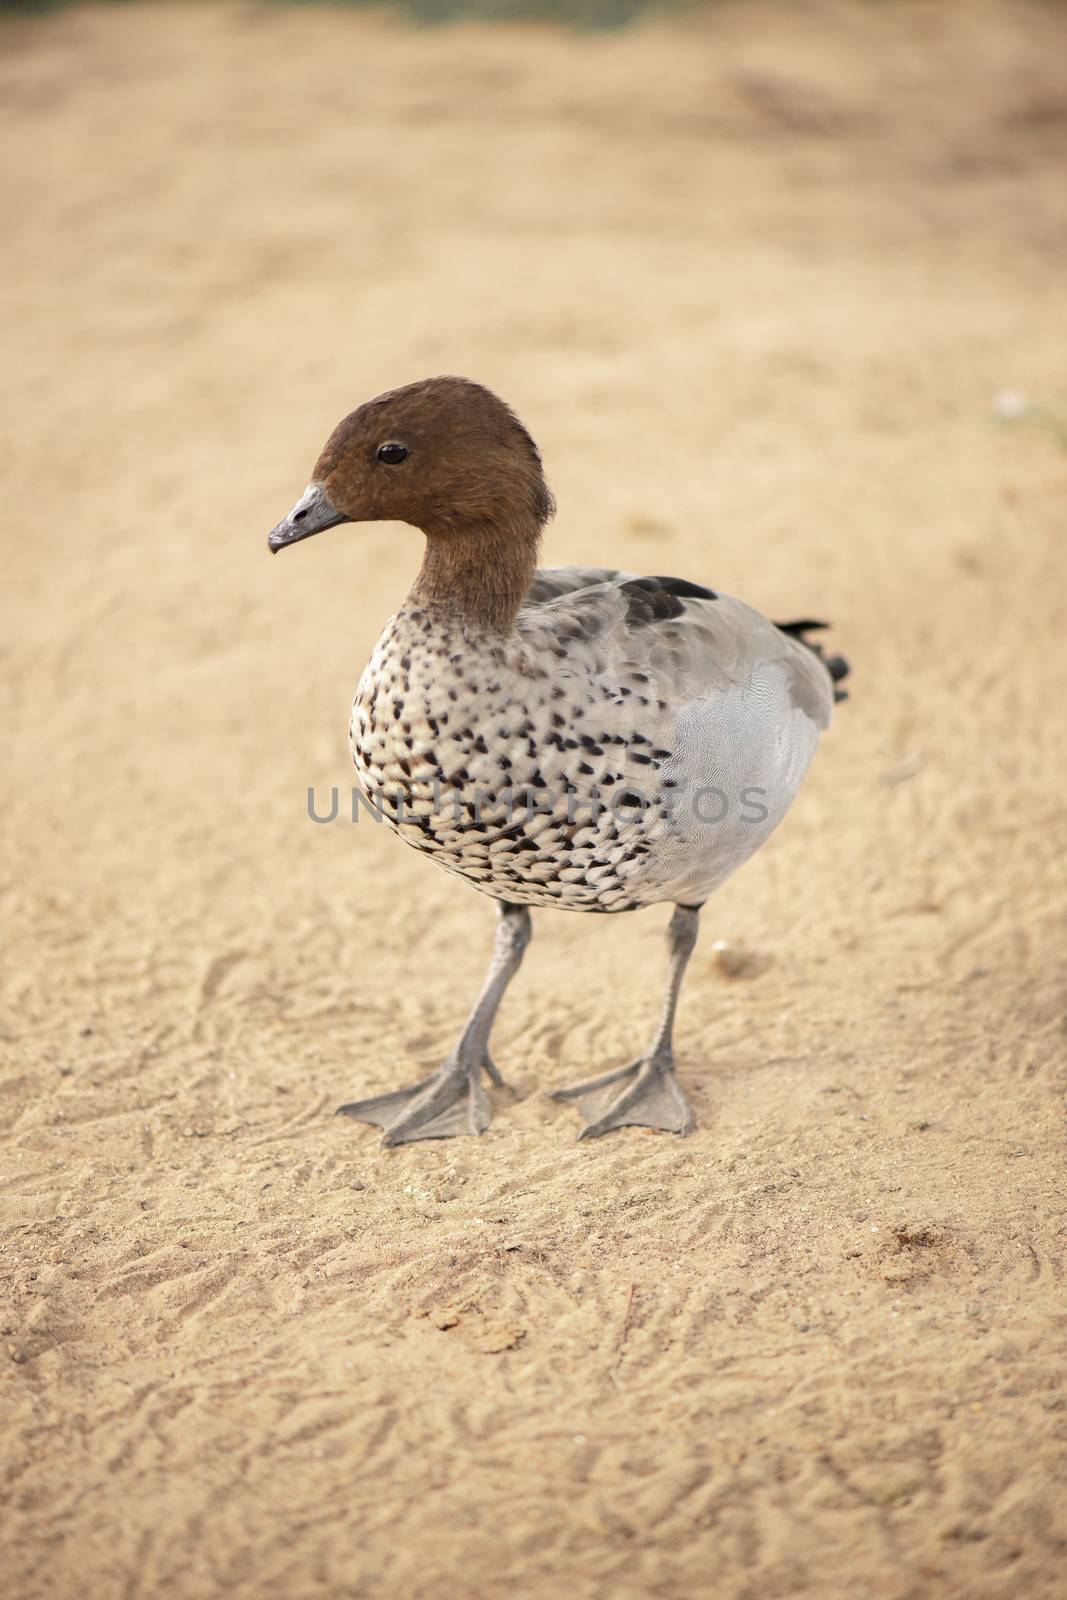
[377,441,409,465]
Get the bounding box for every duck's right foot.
[336,1050,502,1147]
[551,1053,695,1139]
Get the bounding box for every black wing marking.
[619,575,719,627]
[776,618,850,702]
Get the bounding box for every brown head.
[267,376,555,629]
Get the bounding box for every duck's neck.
[410,517,541,634]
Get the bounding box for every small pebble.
[992,387,1028,421]
[710,939,754,979]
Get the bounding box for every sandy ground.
[3,2,1067,1595]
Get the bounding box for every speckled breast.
[347,609,683,913]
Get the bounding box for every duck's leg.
[553,903,701,1139]
[337,901,532,1147]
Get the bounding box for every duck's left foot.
[337,1050,500,1147]
[551,1054,695,1139]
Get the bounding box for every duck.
[268,376,848,1146]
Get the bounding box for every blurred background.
[3,4,1067,1599]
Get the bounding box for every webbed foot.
[337,1050,501,1146]
[551,1055,695,1139]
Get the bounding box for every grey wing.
[523,566,633,608]
[637,591,839,730]
[515,573,842,904]
[523,573,837,727]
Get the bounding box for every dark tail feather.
[776,618,850,703]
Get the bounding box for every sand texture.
[3,2,1067,1596]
